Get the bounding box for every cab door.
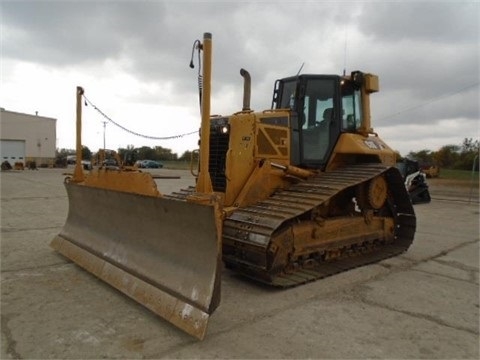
[273,75,341,169]
[297,76,341,167]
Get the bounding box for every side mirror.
[351,71,364,90]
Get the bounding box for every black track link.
[222,163,416,287]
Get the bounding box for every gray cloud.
[1,0,478,155]
[358,2,479,44]
[2,2,165,65]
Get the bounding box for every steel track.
[167,163,416,287]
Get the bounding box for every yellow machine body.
[51,33,415,340]
[210,109,398,210]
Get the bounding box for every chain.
[83,95,198,140]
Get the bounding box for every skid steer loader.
[396,158,432,204]
[51,32,416,340]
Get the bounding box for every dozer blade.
[51,182,221,340]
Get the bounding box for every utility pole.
[102,121,107,151]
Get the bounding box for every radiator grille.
[208,120,229,192]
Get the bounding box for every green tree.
[56,147,91,160]
[179,150,195,162]
[55,148,75,167]
[56,148,75,157]
[118,145,138,165]
[154,146,177,161]
[136,146,156,160]
[433,145,460,168]
[406,149,433,165]
[455,138,480,170]
[461,138,479,153]
[82,146,92,160]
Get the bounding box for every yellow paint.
[82,169,161,197]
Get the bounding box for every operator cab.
[272,72,364,169]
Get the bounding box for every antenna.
[296,62,305,76]
[343,27,348,76]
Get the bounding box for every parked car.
[141,160,163,169]
[81,160,92,170]
[66,155,76,165]
[102,158,118,167]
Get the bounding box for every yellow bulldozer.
[51,32,416,340]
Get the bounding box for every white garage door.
[0,140,26,165]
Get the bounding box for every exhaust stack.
[240,68,251,111]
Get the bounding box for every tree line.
[56,138,479,171]
[399,138,479,171]
[56,145,193,163]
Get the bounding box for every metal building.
[0,108,57,167]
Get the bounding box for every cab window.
[279,80,297,109]
[301,78,335,162]
[341,81,362,130]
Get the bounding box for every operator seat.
[303,108,332,161]
[323,108,334,123]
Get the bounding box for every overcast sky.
[1,0,478,157]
